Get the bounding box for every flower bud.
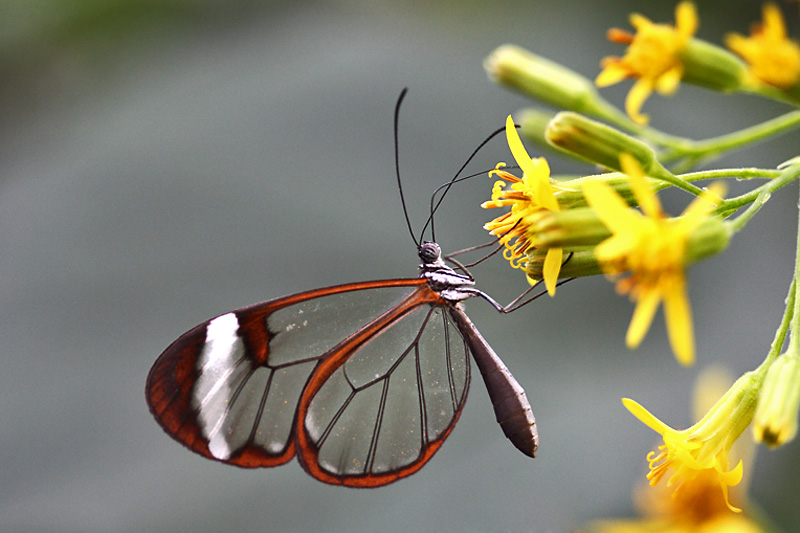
[685,217,731,266]
[680,38,747,93]
[515,108,555,151]
[555,173,668,209]
[525,207,610,249]
[524,248,602,280]
[485,45,631,125]
[484,45,596,109]
[546,112,657,172]
[753,352,800,447]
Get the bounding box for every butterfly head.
[418,241,443,266]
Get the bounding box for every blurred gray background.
[1,0,798,531]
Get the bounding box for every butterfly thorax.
[417,241,475,303]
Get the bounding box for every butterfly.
[145,90,539,488]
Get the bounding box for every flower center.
[628,24,685,78]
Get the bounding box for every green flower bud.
[753,352,800,447]
[685,217,731,265]
[516,108,555,150]
[526,207,610,249]
[525,248,602,281]
[545,112,657,172]
[680,38,747,93]
[555,174,669,209]
[484,45,632,126]
[484,45,596,110]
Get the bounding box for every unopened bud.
[681,38,747,93]
[754,352,800,447]
[546,112,657,172]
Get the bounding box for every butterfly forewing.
[301,304,470,481]
[147,279,457,476]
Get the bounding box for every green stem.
[659,111,800,163]
[739,83,800,108]
[790,185,800,356]
[719,163,800,220]
[727,191,771,233]
[576,167,780,183]
[679,168,781,182]
[754,179,800,377]
[755,279,796,376]
[650,164,707,197]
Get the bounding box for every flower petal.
[595,233,637,264]
[505,115,538,179]
[533,167,559,211]
[626,286,660,349]
[625,78,653,125]
[764,2,787,40]
[663,276,695,366]
[675,1,698,38]
[543,247,563,296]
[629,13,652,31]
[682,182,725,220]
[595,62,630,87]
[654,65,684,95]
[619,153,662,219]
[622,398,673,435]
[582,180,642,233]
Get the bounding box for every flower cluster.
[483,1,800,529]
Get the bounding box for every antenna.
[393,88,419,248]
[427,164,521,227]
[420,124,511,243]
[394,90,517,248]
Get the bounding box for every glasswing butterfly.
[146,90,540,487]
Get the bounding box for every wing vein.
[444,312,458,413]
[365,377,391,474]
[244,368,276,449]
[203,363,258,441]
[316,389,358,448]
[414,341,429,445]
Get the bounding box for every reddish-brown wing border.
[146,278,431,469]
[294,287,468,487]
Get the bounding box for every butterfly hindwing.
[296,300,472,486]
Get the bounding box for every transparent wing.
[296,302,472,487]
[146,279,432,468]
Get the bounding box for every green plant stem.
[752,177,800,379]
[721,163,800,221]
[740,83,800,108]
[754,278,795,377]
[657,111,800,163]
[651,166,707,197]
[727,191,771,233]
[679,168,781,182]
[790,184,800,356]
[577,167,780,183]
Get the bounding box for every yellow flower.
[725,3,800,89]
[588,475,763,533]
[482,115,562,295]
[581,154,723,365]
[587,369,763,532]
[596,1,698,125]
[622,371,760,514]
